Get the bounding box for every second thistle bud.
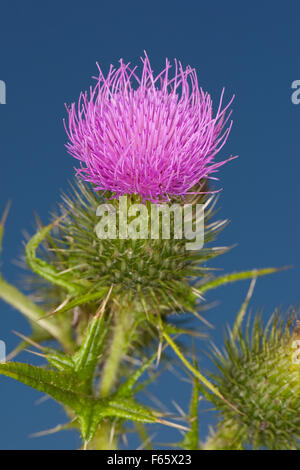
[205,312,300,450]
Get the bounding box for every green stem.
[95,307,135,450]
[86,422,117,450]
[100,307,130,397]
[202,422,245,450]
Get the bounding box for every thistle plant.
[0,53,298,450]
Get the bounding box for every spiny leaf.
[46,351,75,373]
[103,397,158,424]
[72,313,111,390]
[0,361,161,445]
[232,278,256,341]
[78,402,101,443]
[0,362,86,412]
[78,397,158,443]
[195,266,287,296]
[46,312,111,388]
[9,331,75,375]
[50,288,109,317]
[0,361,99,443]
[25,220,87,296]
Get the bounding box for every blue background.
[0,0,299,449]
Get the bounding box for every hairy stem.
[95,306,135,450]
[100,307,131,397]
[202,422,244,450]
[87,422,117,450]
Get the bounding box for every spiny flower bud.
[48,179,227,319]
[205,311,300,450]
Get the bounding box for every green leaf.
[72,313,111,391]
[0,361,97,442]
[0,361,93,443]
[46,351,75,373]
[25,220,87,296]
[232,278,256,341]
[52,288,109,315]
[0,362,85,412]
[45,312,111,390]
[79,396,158,443]
[0,358,161,445]
[0,359,181,445]
[77,401,102,443]
[82,396,158,442]
[195,266,287,296]
[103,397,158,424]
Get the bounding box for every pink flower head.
[65,52,235,202]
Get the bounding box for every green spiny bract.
[32,179,227,322]
[206,311,300,450]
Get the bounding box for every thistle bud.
[205,312,300,450]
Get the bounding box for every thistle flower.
[65,53,235,202]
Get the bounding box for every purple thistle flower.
[65,53,235,202]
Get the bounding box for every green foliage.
[0,313,160,445]
[0,362,82,408]
[0,185,290,450]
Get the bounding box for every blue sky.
[0,0,299,449]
